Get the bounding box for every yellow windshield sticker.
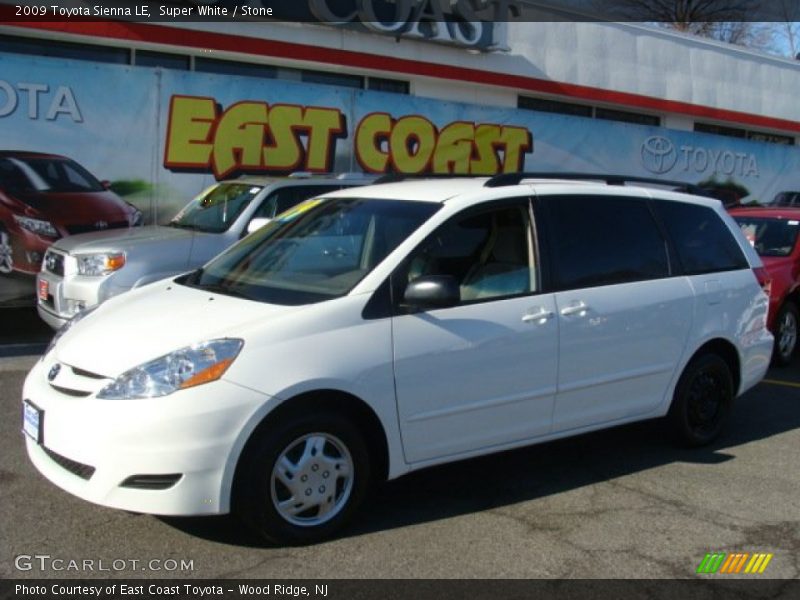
[276,198,324,222]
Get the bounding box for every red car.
[0,151,141,276]
[730,206,800,366]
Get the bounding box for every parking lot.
[1,351,798,579]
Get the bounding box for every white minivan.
[22,175,773,544]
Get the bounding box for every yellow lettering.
[212,102,268,178]
[433,121,474,174]
[164,96,217,168]
[497,126,532,172]
[471,124,500,174]
[355,113,392,173]
[390,116,436,174]
[304,107,345,171]
[263,104,304,170]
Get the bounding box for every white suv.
[22,175,773,545]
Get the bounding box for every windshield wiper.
[168,221,199,230]
[195,282,254,301]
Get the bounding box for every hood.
[13,190,132,223]
[52,225,200,254]
[761,254,796,271]
[54,281,299,377]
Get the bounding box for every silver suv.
[36,173,374,328]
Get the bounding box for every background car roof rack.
[483,172,704,193]
[373,173,487,184]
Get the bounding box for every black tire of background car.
[772,301,799,367]
[0,225,13,275]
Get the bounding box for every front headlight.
[77,252,126,276]
[14,215,58,238]
[97,339,243,400]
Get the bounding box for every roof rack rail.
[373,173,488,185]
[483,172,703,193]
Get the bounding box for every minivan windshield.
[169,183,263,233]
[179,197,440,305]
[734,216,800,257]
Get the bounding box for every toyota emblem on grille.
[95,221,109,230]
[48,364,61,381]
[45,253,57,271]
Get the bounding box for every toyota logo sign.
[641,136,677,174]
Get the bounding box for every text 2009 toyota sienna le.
[23,175,773,544]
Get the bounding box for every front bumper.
[22,356,272,515]
[36,251,124,329]
[7,225,54,274]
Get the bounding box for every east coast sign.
[309,0,519,51]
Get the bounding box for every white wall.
[4,19,799,133]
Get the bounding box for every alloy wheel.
[270,432,354,528]
[776,309,798,362]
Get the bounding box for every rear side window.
[656,202,748,275]
[542,195,670,290]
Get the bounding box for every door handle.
[522,308,555,324]
[560,301,589,317]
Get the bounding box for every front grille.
[42,446,95,480]
[65,221,128,235]
[71,366,105,379]
[44,251,64,276]
[49,384,91,398]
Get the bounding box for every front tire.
[772,302,798,367]
[234,411,370,545]
[668,353,734,447]
[0,227,14,275]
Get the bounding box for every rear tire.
[233,410,370,545]
[668,353,734,447]
[772,301,798,367]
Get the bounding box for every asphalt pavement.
[1,349,798,580]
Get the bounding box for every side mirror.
[246,217,271,235]
[403,275,460,310]
[100,180,112,190]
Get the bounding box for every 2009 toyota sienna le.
[23,174,773,545]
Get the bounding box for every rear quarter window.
[655,202,748,275]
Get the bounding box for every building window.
[301,69,364,89]
[519,96,659,125]
[195,58,278,79]
[0,34,129,64]
[518,96,593,118]
[747,131,795,145]
[595,107,660,126]
[695,122,792,146]
[367,77,410,94]
[135,50,190,70]
[694,122,747,139]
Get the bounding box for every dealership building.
[1,1,799,304]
